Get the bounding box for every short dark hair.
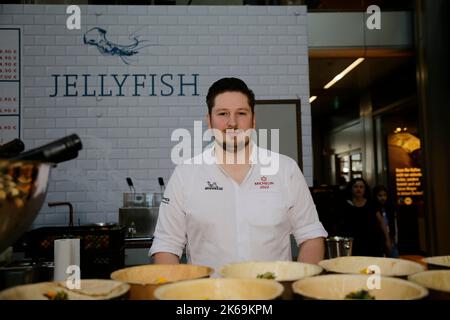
[373,185,388,198]
[346,177,371,200]
[206,77,255,114]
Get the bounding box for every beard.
[215,129,253,153]
[212,128,255,165]
[221,136,251,153]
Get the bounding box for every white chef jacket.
[149,144,327,274]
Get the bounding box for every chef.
[149,77,327,274]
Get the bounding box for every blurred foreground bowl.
[319,256,425,277]
[0,160,51,254]
[422,256,450,270]
[408,270,450,300]
[220,261,322,299]
[292,274,428,300]
[0,279,130,300]
[154,278,284,300]
[110,264,213,300]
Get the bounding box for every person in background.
[373,185,399,258]
[336,178,386,257]
[337,176,348,197]
[149,77,328,273]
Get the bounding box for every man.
[149,77,327,273]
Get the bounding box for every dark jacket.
[336,199,385,257]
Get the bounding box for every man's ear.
[206,113,211,129]
[252,113,256,129]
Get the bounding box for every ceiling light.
[323,57,365,89]
[309,96,317,103]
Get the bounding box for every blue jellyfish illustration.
[83,27,151,64]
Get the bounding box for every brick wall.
[0,4,312,227]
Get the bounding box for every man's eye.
[239,112,247,115]
[218,113,227,116]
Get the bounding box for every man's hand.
[152,252,180,264]
[297,237,325,264]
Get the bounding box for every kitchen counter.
[124,236,188,265]
[125,237,153,249]
[124,237,153,267]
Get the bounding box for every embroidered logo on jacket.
[161,197,170,205]
[254,176,275,189]
[204,181,223,191]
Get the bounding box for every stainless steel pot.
[325,236,353,259]
[82,222,119,228]
[123,193,149,207]
[0,265,35,290]
[0,260,54,290]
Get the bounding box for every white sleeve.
[149,166,187,258]
[287,160,328,245]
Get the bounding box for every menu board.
[0,28,20,144]
[388,132,423,206]
[395,167,423,197]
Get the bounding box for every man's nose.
[227,113,237,127]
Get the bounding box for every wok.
[0,160,51,254]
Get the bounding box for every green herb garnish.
[43,290,69,300]
[256,272,276,280]
[345,289,375,300]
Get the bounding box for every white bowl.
[110,264,213,300]
[292,274,428,300]
[319,256,425,277]
[408,270,450,299]
[0,279,130,300]
[220,261,323,281]
[154,278,284,300]
[423,256,450,269]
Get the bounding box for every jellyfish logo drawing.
[83,27,151,64]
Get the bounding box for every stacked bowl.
[291,256,428,300]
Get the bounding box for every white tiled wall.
[0,4,312,227]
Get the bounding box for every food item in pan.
[345,289,375,300]
[0,161,36,208]
[256,272,276,280]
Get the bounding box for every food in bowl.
[155,277,168,284]
[0,279,130,300]
[345,289,375,300]
[360,267,376,274]
[319,256,425,277]
[110,264,214,300]
[257,272,276,279]
[220,261,323,300]
[220,261,322,281]
[292,274,428,300]
[43,290,69,300]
